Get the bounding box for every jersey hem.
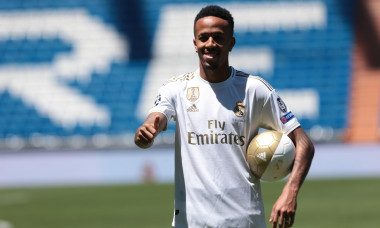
[284,122,301,135]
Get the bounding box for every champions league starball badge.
[154,94,161,106]
[234,101,246,117]
[277,97,287,113]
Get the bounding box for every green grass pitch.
[0,178,379,228]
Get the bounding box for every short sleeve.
[259,90,300,135]
[149,85,176,130]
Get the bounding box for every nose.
[205,36,216,48]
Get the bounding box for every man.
[135,5,314,228]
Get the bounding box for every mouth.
[203,51,218,60]
[204,53,216,60]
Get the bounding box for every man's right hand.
[135,115,161,149]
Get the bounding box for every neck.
[199,64,231,83]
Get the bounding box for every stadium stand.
[0,0,377,151]
[344,0,380,142]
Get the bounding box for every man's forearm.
[287,127,315,192]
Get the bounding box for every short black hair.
[194,5,234,34]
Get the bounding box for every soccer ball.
[246,130,295,182]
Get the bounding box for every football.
[246,130,295,182]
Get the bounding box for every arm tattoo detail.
[288,130,315,189]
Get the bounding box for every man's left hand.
[269,189,297,228]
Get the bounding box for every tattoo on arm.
[288,129,315,190]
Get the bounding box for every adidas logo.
[187,104,199,112]
[256,152,267,162]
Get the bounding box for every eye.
[212,35,224,43]
[198,36,209,42]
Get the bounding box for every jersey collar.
[196,66,235,88]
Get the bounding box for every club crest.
[186,87,199,102]
[234,101,246,117]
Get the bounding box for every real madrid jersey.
[149,67,300,228]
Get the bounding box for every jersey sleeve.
[149,84,176,130]
[259,89,300,135]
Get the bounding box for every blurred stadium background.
[0,0,380,227]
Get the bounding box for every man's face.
[193,16,235,70]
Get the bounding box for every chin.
[202,61,218,70]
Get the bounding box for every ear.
[229,37,236,52]
[193,38,198,52]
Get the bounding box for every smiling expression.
[193,16,235,70]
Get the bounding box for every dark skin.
[192,16,235,83]
[135,16,315,228]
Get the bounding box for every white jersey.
[150,67,300,228]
